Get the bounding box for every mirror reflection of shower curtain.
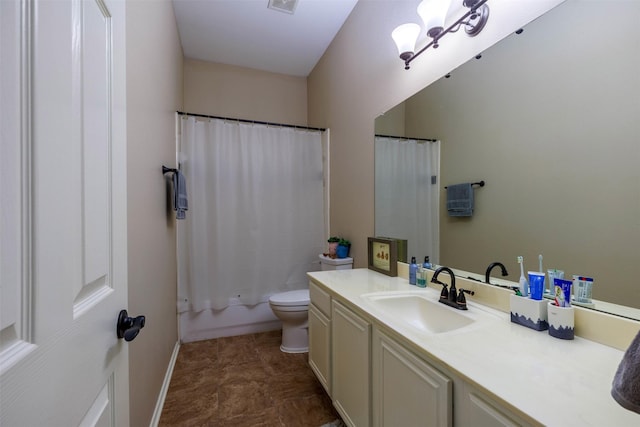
[375,136,440,264]
[177,116,325,312]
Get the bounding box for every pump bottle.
[409,256,418,285]
[423,256,431,269]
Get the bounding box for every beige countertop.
[308,268,640,427]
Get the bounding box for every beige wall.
[402,1,639,307]
[307,0,564,268]
[374,102,405,137]
[126,1,183,426]
[183,59,308,125]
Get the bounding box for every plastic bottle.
[423,256,431,269]
[409,256,418,285]
[417,265,426,287]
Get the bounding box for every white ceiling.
[172,0,359,77]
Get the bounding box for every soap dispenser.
[409,257,417,285]
[423,256,431,269]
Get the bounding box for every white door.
[1,0,130,425]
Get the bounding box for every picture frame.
[367,237,399,277]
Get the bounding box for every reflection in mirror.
[374,135,440,263]
[374,0,640,317]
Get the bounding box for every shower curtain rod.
[176,111,326,132]
[375,134,438,142]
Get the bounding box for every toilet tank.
[319,254,353,271]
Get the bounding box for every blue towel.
[172,170,188,220]
[446,183,474,217]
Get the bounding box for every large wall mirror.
[375,0,640,318]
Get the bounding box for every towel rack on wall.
[162,165,178,175]
[444,180,485,190]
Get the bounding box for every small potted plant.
[336,238,351,259]
[327,236,340,258]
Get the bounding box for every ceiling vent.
[267,0,298,15]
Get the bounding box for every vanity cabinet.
[309,303,331,394]
[331,300,371,427]
[458,383,538,427]
[309,282,332,394]
[372,329,452,427]
[306,270,637,427]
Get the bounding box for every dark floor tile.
[159,389,217,427]
[218,333,261,365]
[218,359,269,386]
[216,406,283,427]
[276,394,340,427]
[218,379,272,419]
[252,329,282,345]
[166,362,219,398]
[160,330,340,427]
[179,339,219,363]
[258,345,309,376]
[267,371,326,402]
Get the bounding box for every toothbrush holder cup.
[547,302,574,340]
[509,294,548,331]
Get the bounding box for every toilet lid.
[269,289,310,306]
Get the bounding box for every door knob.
[116,309,146,342]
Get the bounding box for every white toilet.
[269,255,353,353]
[269,289,311,353]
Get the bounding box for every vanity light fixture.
[392,0,490,70]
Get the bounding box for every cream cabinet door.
[0,0,129,425]
[372,329,452,427]
[332,300,371,427]
[309,303,331,395]
[460,383,537,427]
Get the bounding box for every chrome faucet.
[431,267,474,310]
[485,262,509,284]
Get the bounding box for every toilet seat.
[269,289,310,307]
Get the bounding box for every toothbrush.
[538,254,545,294]
[518,256,528,296]
[538,254,543,273]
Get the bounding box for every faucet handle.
[457,289,475,307]
[432,279,449,300]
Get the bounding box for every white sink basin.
[361,291,480,334]
[363,293,473,333]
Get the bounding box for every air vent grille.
[267,0,298,15]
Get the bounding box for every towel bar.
[445,180,484,190]
[162,165,178,175]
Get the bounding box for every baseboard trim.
[149,340,181,427]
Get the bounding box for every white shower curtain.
[374,136,440,264]
[177,116,325,312]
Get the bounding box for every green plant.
[338,238,351,246]
[327,236,340,243]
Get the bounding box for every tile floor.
[159,330,341,426]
